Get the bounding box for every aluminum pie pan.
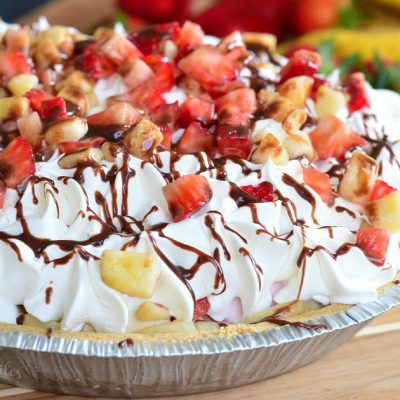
[0,284,399,398]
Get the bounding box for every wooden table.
[4,0,399,398]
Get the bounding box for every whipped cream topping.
[0,22,398,333]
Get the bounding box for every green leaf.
[338,4,363,28]
[318,39,336,75]
[339,53,360,75]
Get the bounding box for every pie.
[0,18,399,338]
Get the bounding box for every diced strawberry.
[0,51,31,80]
[128,22,181,54]
[208,79,247,99]
[177,21,204,58]
[25,89,52,113]
[39,97,67,122]
[87,102,140,126]
[101,34,142,66]
[344,72,370,113]
[369,179,397,202]
[142,54,175,92]
[162,174,212,222]
[159,125,173,150]
[178,46,237,91]
[58,137,106,154]
[240,182,274,202]
[280,49,322,83]
[151,102,179,128]
[118,85,166,113]
[216,124,251,159]
[0,136,35,188]
[215,88,256,126]
[303,167,332,203]
[76,51,115,80]
[178,96,215,128]
[176,121,216,156]
[356,226,390,266]
[193,297,210,320]
[0,179,5,209]
[309,115,366,160]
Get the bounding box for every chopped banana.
[283,133,316,161]
[366,191,400,233]
[58,148,103,169]
[135,302,170,321]
[44,116,88,148]
[123,118,163,159]
[0,96,30,122]
[251,133,289,165]
[283,108,308,135]
[278,76,313,108]
[100,250,161,298]
[315,84,347,118]
[339,151,378,204]
[7,74,38,96]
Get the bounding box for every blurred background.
[2,0,400,90]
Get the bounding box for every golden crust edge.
[0,274,397,344]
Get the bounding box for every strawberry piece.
[369,179,397,202]
[40,97,67,122]
[193,297,210,320]
[215,88,256,126]
[101,34,142,66]
[162,174,212,222]
[87,102,140,126]
[25,89,52,113]
[216,124,251,159]
[76,51,115,80]
[142,54,175,92]
[58,137,106,154]
[0,179,5,209]
[280,49,322,83]
[119,85,166,113]
[344,72,370,113]
[0,50,31,80]
[0,136,35,188]
[178,46,237,91]
[178,96,215,128]
[356,226,390,266]
[159,125,173,150]
[240,182,274,202]
[128,22,180,54]
[151,102,179,128]
[303,167,332,203]
[176,121,216,156]
[309,115,366,160]
[177,21,205,58]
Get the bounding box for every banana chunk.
[100,250,161,298]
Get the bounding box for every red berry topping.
[159,125,173,150]
[216,124,251,159]
[345,72,370,113]
[0,50,31,80]
[193,297,210,320]
[369,179,396,202]
[151,102,179,128]
[178,46,237,92]
[356,226,390,266]
[128,22,181,54]
[25,89,52,113]
[142,54,175,93]
[0,136,35,189]
[87,102,140,126]
[240,182,274,202]
[280,49,322,83]
[215,88,257,126]
[163,174,212,222]
[39,97,67,122]
[309,115,366,160]
[76,52,115,80]
[303,167,332,203]
[58,137,106,154]
[0,179,5,209]
[178,96,215,128]
[176,121,216,156]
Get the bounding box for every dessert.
[0,18,399,335]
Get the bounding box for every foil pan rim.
[0,285,399,358]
